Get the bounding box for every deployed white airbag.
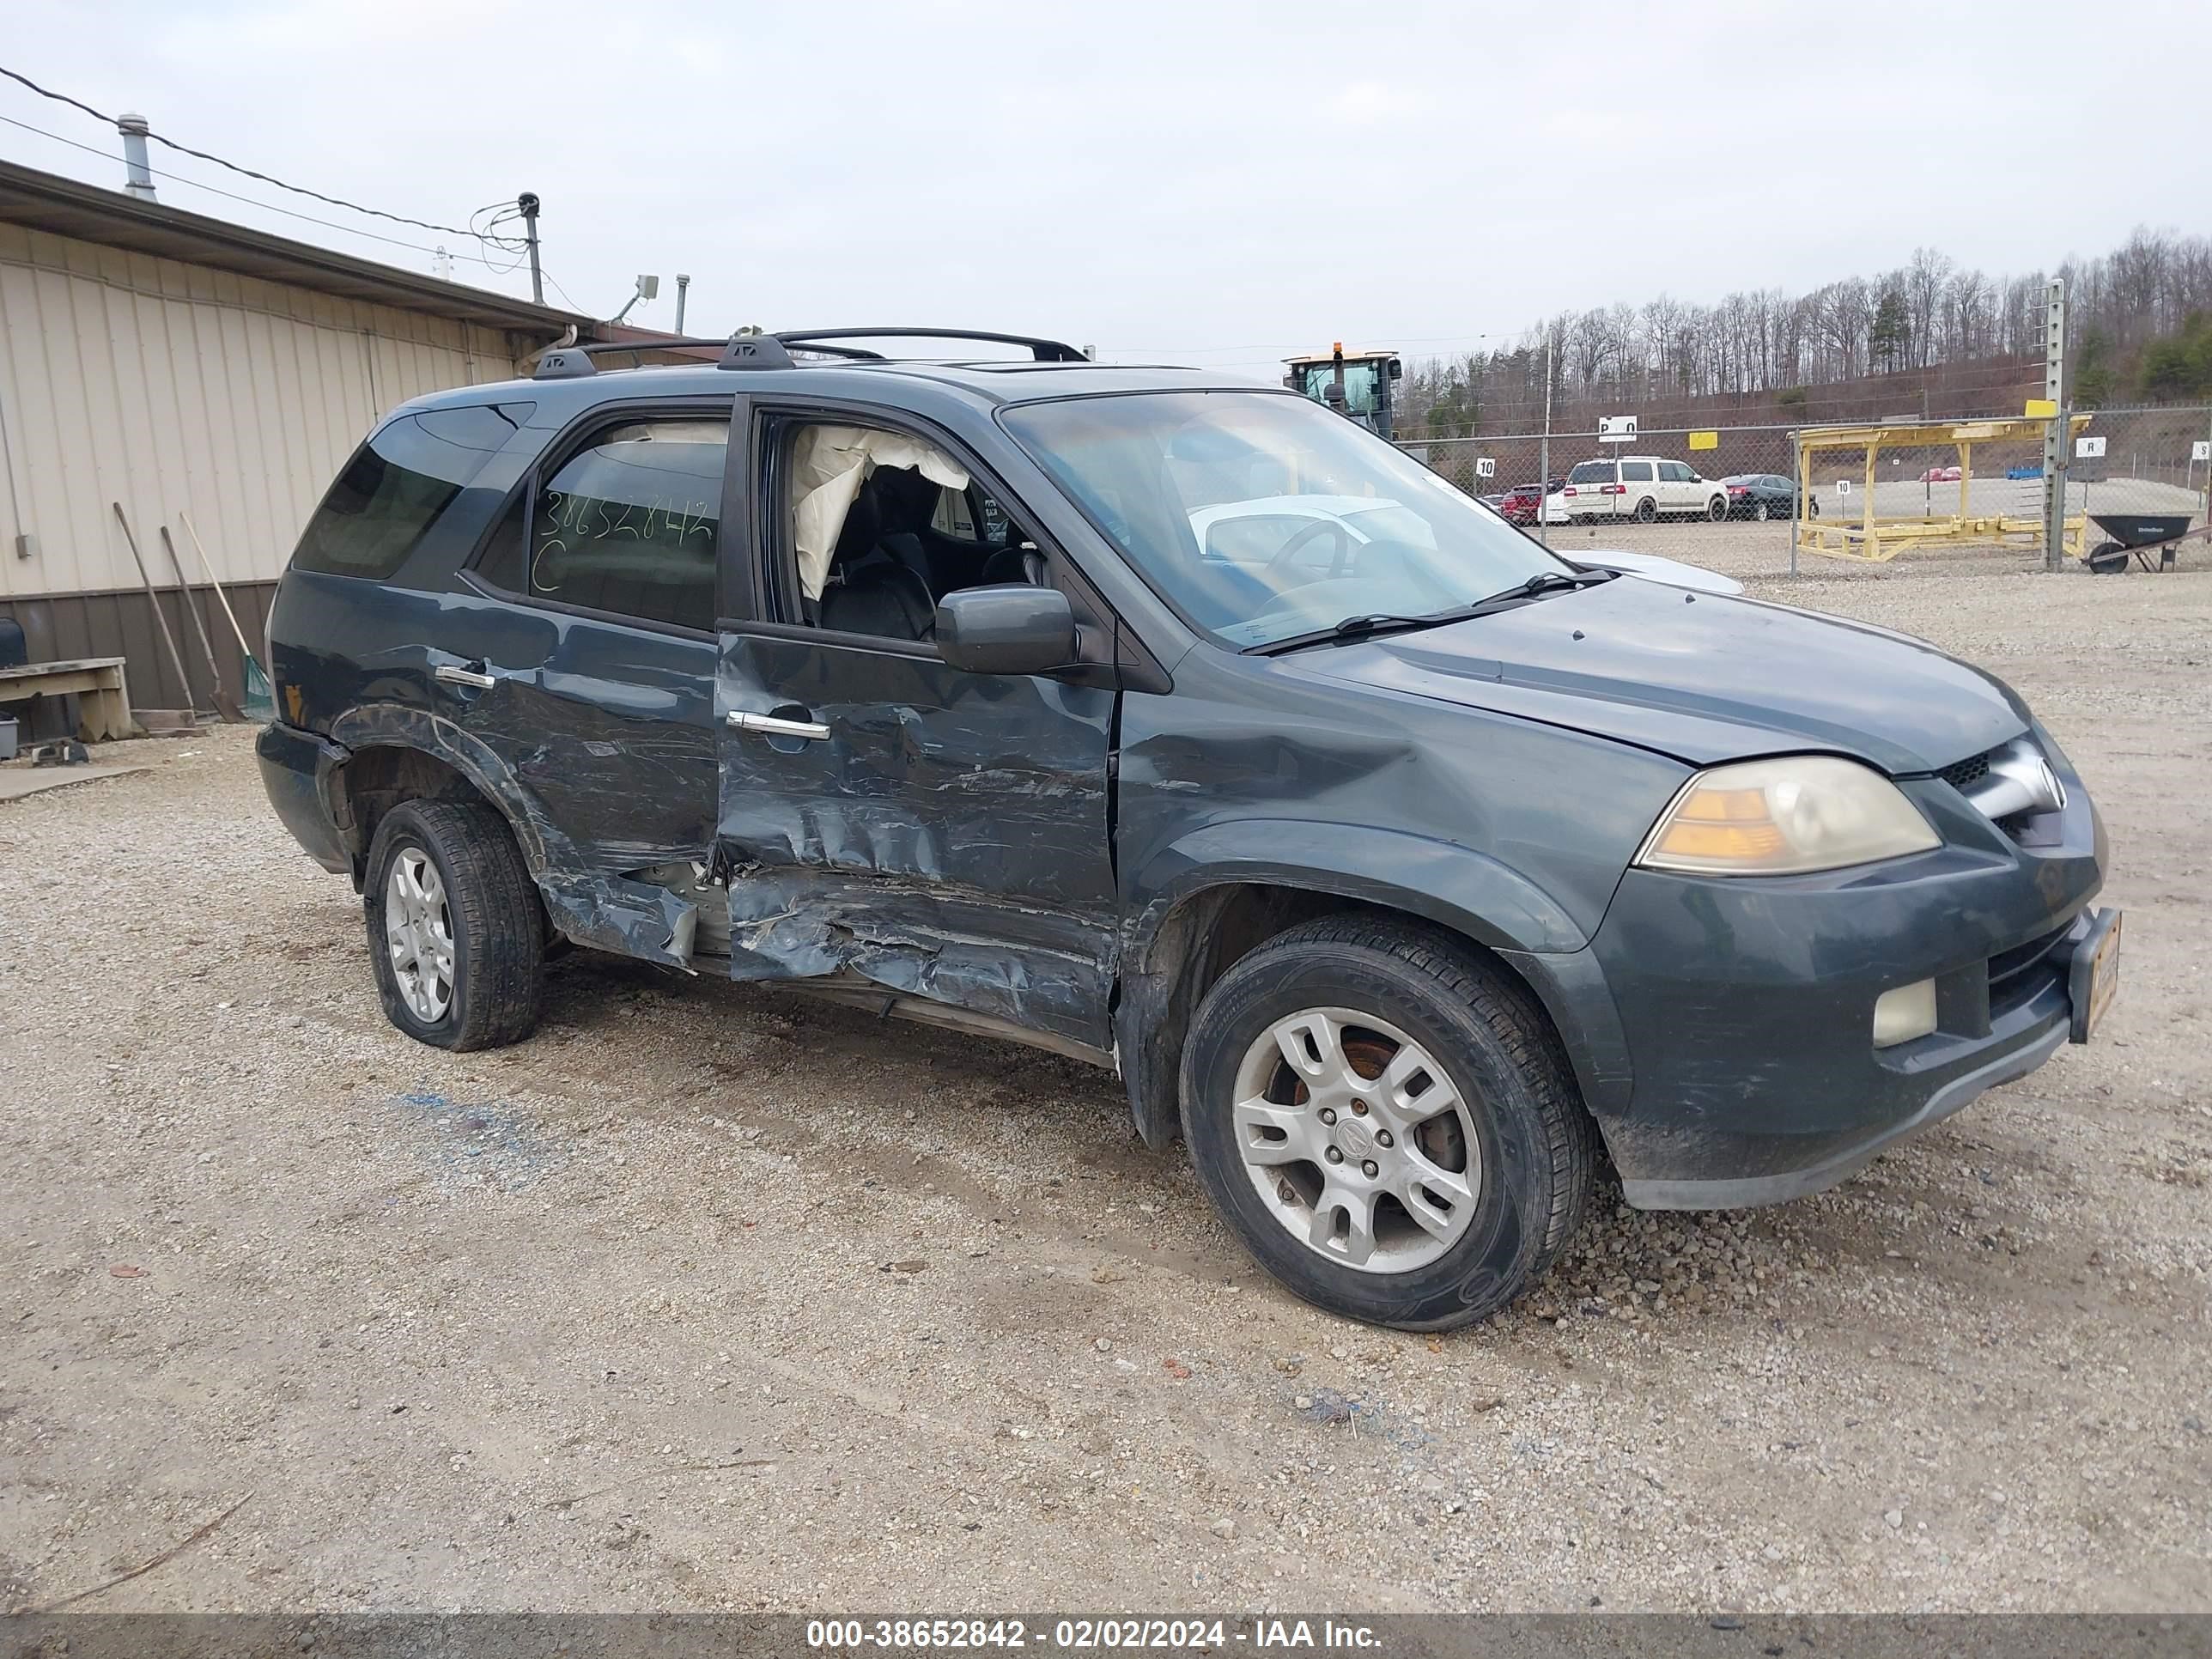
[790,425,969,599]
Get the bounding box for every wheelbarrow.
[2084,512,2210,574]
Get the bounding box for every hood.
[1292,576,2027,774]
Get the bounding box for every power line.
[0,112,535,276]
[0,62,524,250]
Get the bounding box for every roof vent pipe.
[117,113,157,203]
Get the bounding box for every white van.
[1545,455,1729,525]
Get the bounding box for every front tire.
[1180,917,1594,1330]
[365,799,544,1051]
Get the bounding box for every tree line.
[1403,228,2212,438]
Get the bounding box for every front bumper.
[1582,762,2108,1208]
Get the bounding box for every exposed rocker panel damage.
[721,868,1109,1043]
[544,874,698,969]
[325,702,700,969]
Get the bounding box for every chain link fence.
[1399,404,2212,580]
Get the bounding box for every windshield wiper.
[1248,568,1617,657]
[1472,567,1617,606]
[1245,610,1467,656]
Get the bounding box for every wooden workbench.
[0,656,135,742]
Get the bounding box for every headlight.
[1636,756,1939,875]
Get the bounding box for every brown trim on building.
[2,579,277,719]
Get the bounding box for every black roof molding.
[773,328,1089,362]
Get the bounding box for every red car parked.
[1494,479,1558,526]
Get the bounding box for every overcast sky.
[4,0,2208,380]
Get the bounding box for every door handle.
[727,710,830,741]
[434,663,497,690]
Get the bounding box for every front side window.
[293,404,524,580]
[1003,392,1568,650]
[482,416,727,629]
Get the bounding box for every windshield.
[1002,392,1567,648]
[1297,361,1380,419]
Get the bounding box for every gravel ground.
[2,553,2208,1615]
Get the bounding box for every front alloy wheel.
[1182,916,1594,1329]
[1232,1008,1480,1273]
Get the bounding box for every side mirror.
[935,585,1076,677]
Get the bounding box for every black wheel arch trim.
[1110,822,1607,1150]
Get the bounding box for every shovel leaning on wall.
[179,511,275,721]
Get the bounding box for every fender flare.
[1110,820,1597,1151]
[323,702,553,876]
[1127,818,1590,965]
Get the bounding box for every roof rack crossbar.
[773,327,1089,363]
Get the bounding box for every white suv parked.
[1545,455,1729,525]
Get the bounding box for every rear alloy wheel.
[1182,916,1594,1329]
[1634,497,1657,523]
[1706,495,1728,522]
[1754,499,1773,522]
[365,799,545,1051]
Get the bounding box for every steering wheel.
[1267,517,1356,579]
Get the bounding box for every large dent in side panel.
[714,636,1119,1049]
[325,702,697,969]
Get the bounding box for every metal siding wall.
[0,578,280,714]
[0,223,533,610]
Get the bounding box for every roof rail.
[532,326,1085,381]
[532,337,730,380]
[773,328,1089,363]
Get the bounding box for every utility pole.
[518,191,544,307]
[674,273,690,334]
[1536,334,1555,547]
[2040,277,2067,571]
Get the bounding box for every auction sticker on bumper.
[2071,909,2122,1042]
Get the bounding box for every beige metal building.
[0,157,602,713]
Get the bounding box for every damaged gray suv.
[259,327,2120,1329]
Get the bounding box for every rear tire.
[1180,916,1594,1330]
[1754,500,1772,522]
[364,799,544,1051]
[1706,495,1727,521]
[1634,497,1656,523]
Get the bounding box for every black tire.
[1706,495,1727,522]
[1810,497,1820,519]
[1634,497,1657,523]
[1180,916,1595,1330]
[1754,500,1772,522]
[364,798,544,1051]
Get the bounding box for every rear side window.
[1566,460,1613,485]
[292,405,522,580]
[478,416,728,631]
[1620,460,1655,483]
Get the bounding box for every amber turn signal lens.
[1636,757,1940,876]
